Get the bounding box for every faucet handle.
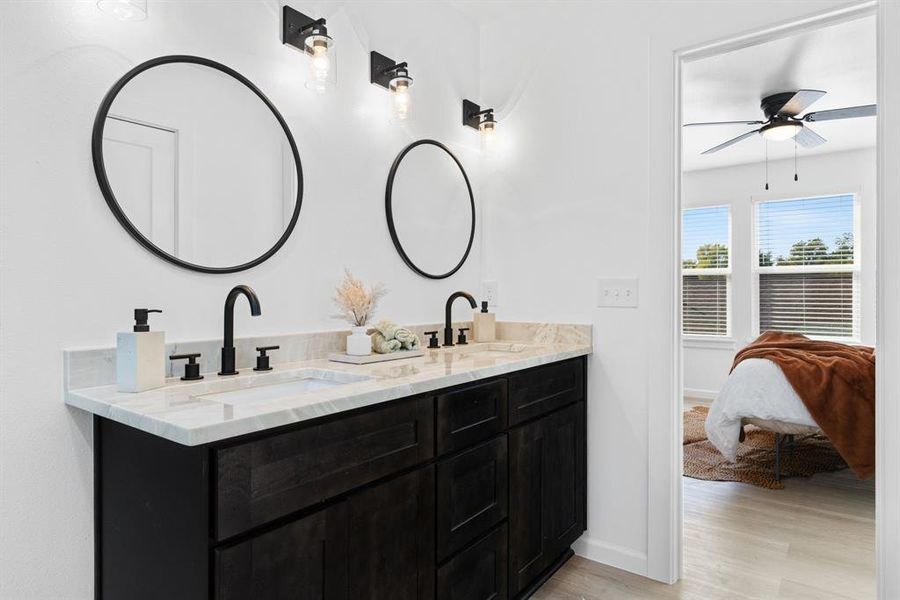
[424,331,440,349]
[457,328,470,345]
[254,346,279,372]
[169,353,203,381]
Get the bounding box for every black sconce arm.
[463,99,495,129]
[371,52,411,88]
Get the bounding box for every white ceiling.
[682,15,876,172]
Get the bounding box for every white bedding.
[704,358,817,461]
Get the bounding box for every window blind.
[682,206,730,336]
[683,275,728,335]
[759,272,855,337]
[755,195,858,339]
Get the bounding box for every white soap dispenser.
[473,301,496,343]
[117,308,165,393]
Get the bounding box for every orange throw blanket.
[732,331,875,478]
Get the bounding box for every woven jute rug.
[683,406,847,490]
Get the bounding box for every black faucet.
[444,291,477,347]
[219,285,262,376]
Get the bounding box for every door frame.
[104,115,180,256]
[668,2,899,597]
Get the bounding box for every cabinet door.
[348,466,435,600]
[543,401,586,556]
[508,402,585,596]
[214,502,347,600]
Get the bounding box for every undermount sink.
[192,369,370,406]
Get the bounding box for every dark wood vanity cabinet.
[95,356,587,600]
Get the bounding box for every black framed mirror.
[91,55,303,274]
[385,139,475,279]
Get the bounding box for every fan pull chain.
[794,140,798,182]
[765,141,769,191]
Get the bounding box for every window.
[755,194,858,339]
[682,206,730,336]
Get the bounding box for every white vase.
[346,326,372,356]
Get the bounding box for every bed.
[704,331,875,480]
[705,357,823,481]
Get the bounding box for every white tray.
[328,349,425,365]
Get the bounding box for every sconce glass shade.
[97,0,147,21]
[304,34,335,94]
[479,117,496,150]
[390,75,412,120]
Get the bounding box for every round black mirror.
[92,55,303,274]
[385,139,475,279]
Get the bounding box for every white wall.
[682,147,877,397]
[0,2,483,597]
[478,0,860,582]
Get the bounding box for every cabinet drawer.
[214,502,348,600]
[214,396,434,540]
[436,379,508,455]
[508,358,584,425]
[437,524,508,600]
[436,435,508,562]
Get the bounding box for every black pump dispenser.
[481,301,489,313]
[133,308,162,332]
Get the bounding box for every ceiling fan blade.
[777,89,827,116]
[701,129,760,155]
[683,120,764,127]
[795,126,827,148]
[802,104,876,122]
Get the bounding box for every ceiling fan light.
[760,121,803,142]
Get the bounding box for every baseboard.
[572,536,648,576]
[683,387,718,401]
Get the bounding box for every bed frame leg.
[775,433,782,482]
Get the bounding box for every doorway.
[676,4,879,598]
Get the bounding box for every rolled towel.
[372,331,402,354]
[394,328,419,351]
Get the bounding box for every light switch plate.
[597,278,639,308]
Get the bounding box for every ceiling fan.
[684,89,876,155]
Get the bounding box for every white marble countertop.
[65,342,591,446]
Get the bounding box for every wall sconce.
[282,6,335,94]
[463,99,497,150]
[97,0,147,21]
[371,51,413,120]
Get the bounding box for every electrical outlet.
[482,281,499,307]
[597,278,639,308]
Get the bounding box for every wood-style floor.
[534,403,876,600]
